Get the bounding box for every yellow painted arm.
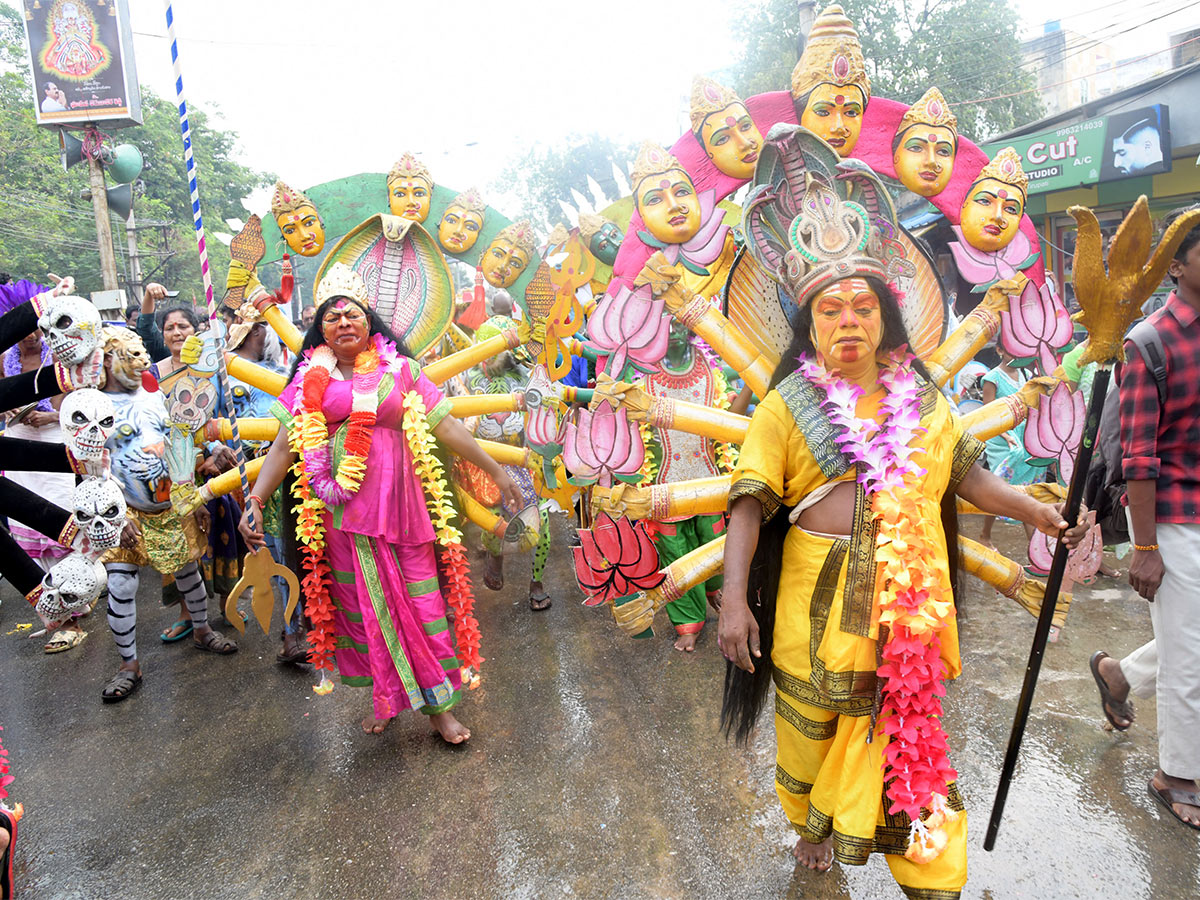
[476,439,530,468]
[260,303,304,353]
[591,477,732,521]
[198,456,266,502]
[424,328,519,385]
[961,375,1058,443]
[225,354,288,396]
[612,535,727,636]
[958,535,1070,628]
[448,393,524,418]
[591,374,749,444]
[452,485,505,537]
[197,418,281,444]
[926,277,1022,387]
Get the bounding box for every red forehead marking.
[834,94,845,105]
[658,178,670,189]
[998,189,1009,199]
[927,133,938,142]
[724,115,736,126]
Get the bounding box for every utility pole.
[797,0,817,54]
[86,152,120,291]
[125,206,144,304]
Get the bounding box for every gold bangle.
[1134,543,1159,552]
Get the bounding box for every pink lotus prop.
[524,365,567,488]
[1027,521,1102,581]
[572,512,665,606]
[1024,381,1086,483]
[1000,279,1073,376]
[948,225,1040,292]
[562,403,645,488]
[587,283,672,379]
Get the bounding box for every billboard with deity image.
[21,0,141,128]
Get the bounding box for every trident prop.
[162,1,297,633]
[984,198,1200,849]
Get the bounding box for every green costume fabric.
[654,514,725,631]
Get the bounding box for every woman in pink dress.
[239,269,521,741]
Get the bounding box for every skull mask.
[60,388,117,459]
[72,476,127,552]
[37,295,101,365]
[167,373,218,431]
[35,554,107,623]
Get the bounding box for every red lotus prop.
[572,513,665,606]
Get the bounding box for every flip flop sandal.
[1,805,18,900]
[528,590,552,611]
[101,669,142,704]
[43,628,86,654]
[1089,651,1134,731]
[1148,780,1200,831]
[193,629,238,655]
[160,620,194,643]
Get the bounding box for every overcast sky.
[119,0,1196,216]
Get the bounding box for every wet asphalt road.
[1,516,1197,899]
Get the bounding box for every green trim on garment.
[353,534,423,707]
[422,616,449,636]
[407,576,440,597]
[335,634,369,655]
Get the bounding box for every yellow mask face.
[699,102,763,179]
[635,168,702,245]
[276,205,325,257]
[437,204,485,254]
[800,83,865,158]
[893,125,956,198]
[480,237,530,288]
[387,178,432,222]
[809,278,883,379]
[959,177,1025,253]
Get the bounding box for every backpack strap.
[1126,319,1168,406]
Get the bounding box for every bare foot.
[793,836,833,871]
[430,711,470,744]
[1152,771,1200,827]
[361,715,393,735]
[673,632,699,652]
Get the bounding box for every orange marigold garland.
[288,441,337,678]
[401,390,485,684]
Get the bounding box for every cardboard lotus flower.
[524,365,567,488]
[562,403,645,487]
[1027,521,1102,581]
[637,188,730,276]
[948,225,1040,292]
[1024,380,1085,483]
[587,283,672,379]
[1000,279,1073,376]
[572,512,665,606]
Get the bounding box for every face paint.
[321,298,370,358]
[959,177,1025,253]
[809,278,883,378]
[699,102,763,179]
[635,167,702,245]
[892,124,956,197]
[800,84,865,157]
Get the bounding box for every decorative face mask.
[167,373,218,431]
[893,126,957,198]
[635,168,702,245]
[35,554,107,623]
[587,222,624,266]
[959,177,1025,253]
[72,476,127,552]
[37,294,102,365]
[698,103,763,179]
[800,84,865,157]
[275,204,325,257]
[438,204,485,254]
[809,277,883,375]
[481,237,531,289]
[388,178,432,222]
[60,388,117,459]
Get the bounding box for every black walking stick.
[984,198,1200,849]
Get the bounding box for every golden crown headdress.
[976,147,1029,196]
[270,180,317,218]
[790,4,871,103]
[547,223,571,247]
[315,262,370,308]
[578,212,616,244]
[897,87,957,138]
[448,187,487,216]
[689,76,743,133]
[495,220,538,258]
[387,153,432,187]
[629,141,684,190]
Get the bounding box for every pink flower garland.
[799,351,961,862]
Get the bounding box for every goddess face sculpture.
[959,148,1029,253]
[809,277,882,375]
[892,88,959,198]
[631,143,701,245]
[386,154,434,222]
[438,189,487,254]
[790,5,871,159]
[690,77,763,180]
[799,84,865,158]
[578,213,624,266]
[481,221,536,289]
[271,180,325,257]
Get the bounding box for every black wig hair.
[156,303,200,332]
[286,295,412,381]
[719,277,961,745]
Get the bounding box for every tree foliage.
[492,134,639,236]
[728,0,1043,141]
[0,3,271,298]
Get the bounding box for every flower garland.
[401,390,485,683]
[799,350,959,864]
[289,435,337,678]
[713,368,740,474]
[294,339,383,505]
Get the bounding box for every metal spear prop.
[162,1,298,633]
[984,197,1200,850]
